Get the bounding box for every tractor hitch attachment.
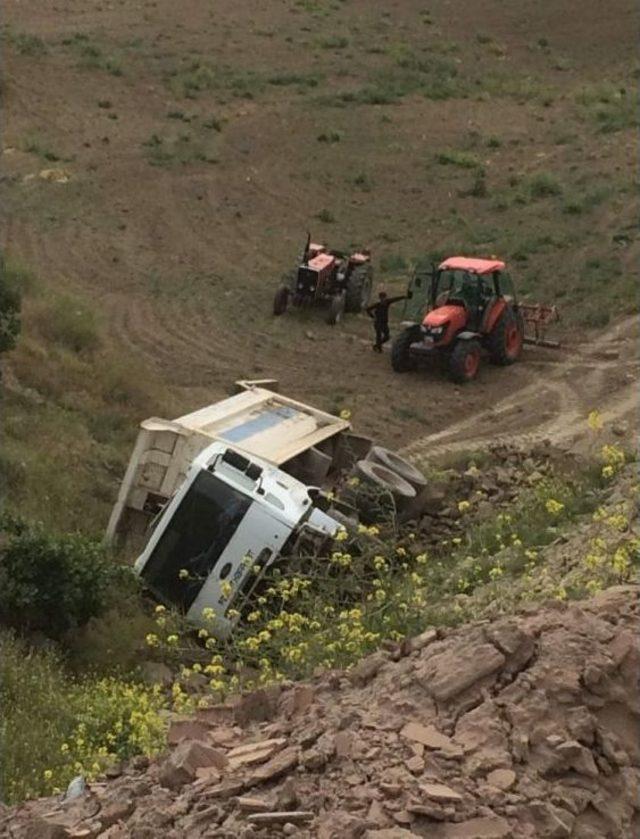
[519,303,561,348]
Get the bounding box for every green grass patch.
[435,150,482,169]
[22,136,62,162]
[165,61,264,100]
[332,52,464,106]
[268,72,320,89]
[142,132,218,167]
[576,83,637,133]
[517,171,563,201]
[62,33,124,76]
[316,208,335,223]
[317,130,342,143]
[380,253,408,274]
[34,294,101,355]
[4,30,48,56]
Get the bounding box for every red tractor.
[273,234,373,325]
[391,256,525,383]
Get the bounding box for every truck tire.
[391,326,420,372]
[449,339,481,383]
[345,263,373,313]
[326,292,346,325]
[487,305,523,365]
[273,286,289,316]
[353,459,416,511]
[366,446,427,492]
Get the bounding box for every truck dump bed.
[106,383,350,551]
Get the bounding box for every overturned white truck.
[106,381,426,637]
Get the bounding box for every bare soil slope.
[0,0,637,529]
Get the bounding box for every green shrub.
[0,632,167,803]
[0,520,128,639]
[525,172,563,199]
[7,31,48,56]
[0,255,23,355]
[316,209,335,223]
[576,83,637,132]
[317,35,349,49]
[435,150,481,169]
[268,72,319,88]
[317,130,342,143]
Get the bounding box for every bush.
[0,520,129,639]
[0,632,167,803]
[435,150,481,169]
[527,172,563,198]
[0,254,23,355]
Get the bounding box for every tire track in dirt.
[403,316,638,461]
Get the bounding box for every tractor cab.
[426,257,515,334]
[403,257,515,326]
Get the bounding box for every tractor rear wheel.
[326,292,346,325]
[391,327,420,372]
[487,305,523,365]
[345,264,373,313]
[273,286,289,316]
[449,339,481,383]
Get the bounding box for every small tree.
[0,253,22,356]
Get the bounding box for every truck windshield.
[140,469,251,612]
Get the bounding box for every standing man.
[366,289,411,352]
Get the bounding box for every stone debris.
[246,810,314,824]
[2,588,639,838]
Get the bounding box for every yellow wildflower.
[587,410,603,432]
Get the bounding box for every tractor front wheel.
[487,305,523,365]
[327,292,346,325]
[273,286,289,316]
[391,327,419,372]
[449,339,481,383]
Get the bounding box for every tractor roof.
[439,256,506,275]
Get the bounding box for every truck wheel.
[487,305,523,365]
[391,327,420,372]
[353,460,416,510]
[449,339,481,383]
[366,446,427,492]
[273,286,289,316]
[327,292,346,325]
[345,264,373,313]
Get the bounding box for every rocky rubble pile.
[412,441,577,550]
[3,586,639,839]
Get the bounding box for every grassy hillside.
[0,0,637,533]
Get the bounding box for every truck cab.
[135,440,338,638]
